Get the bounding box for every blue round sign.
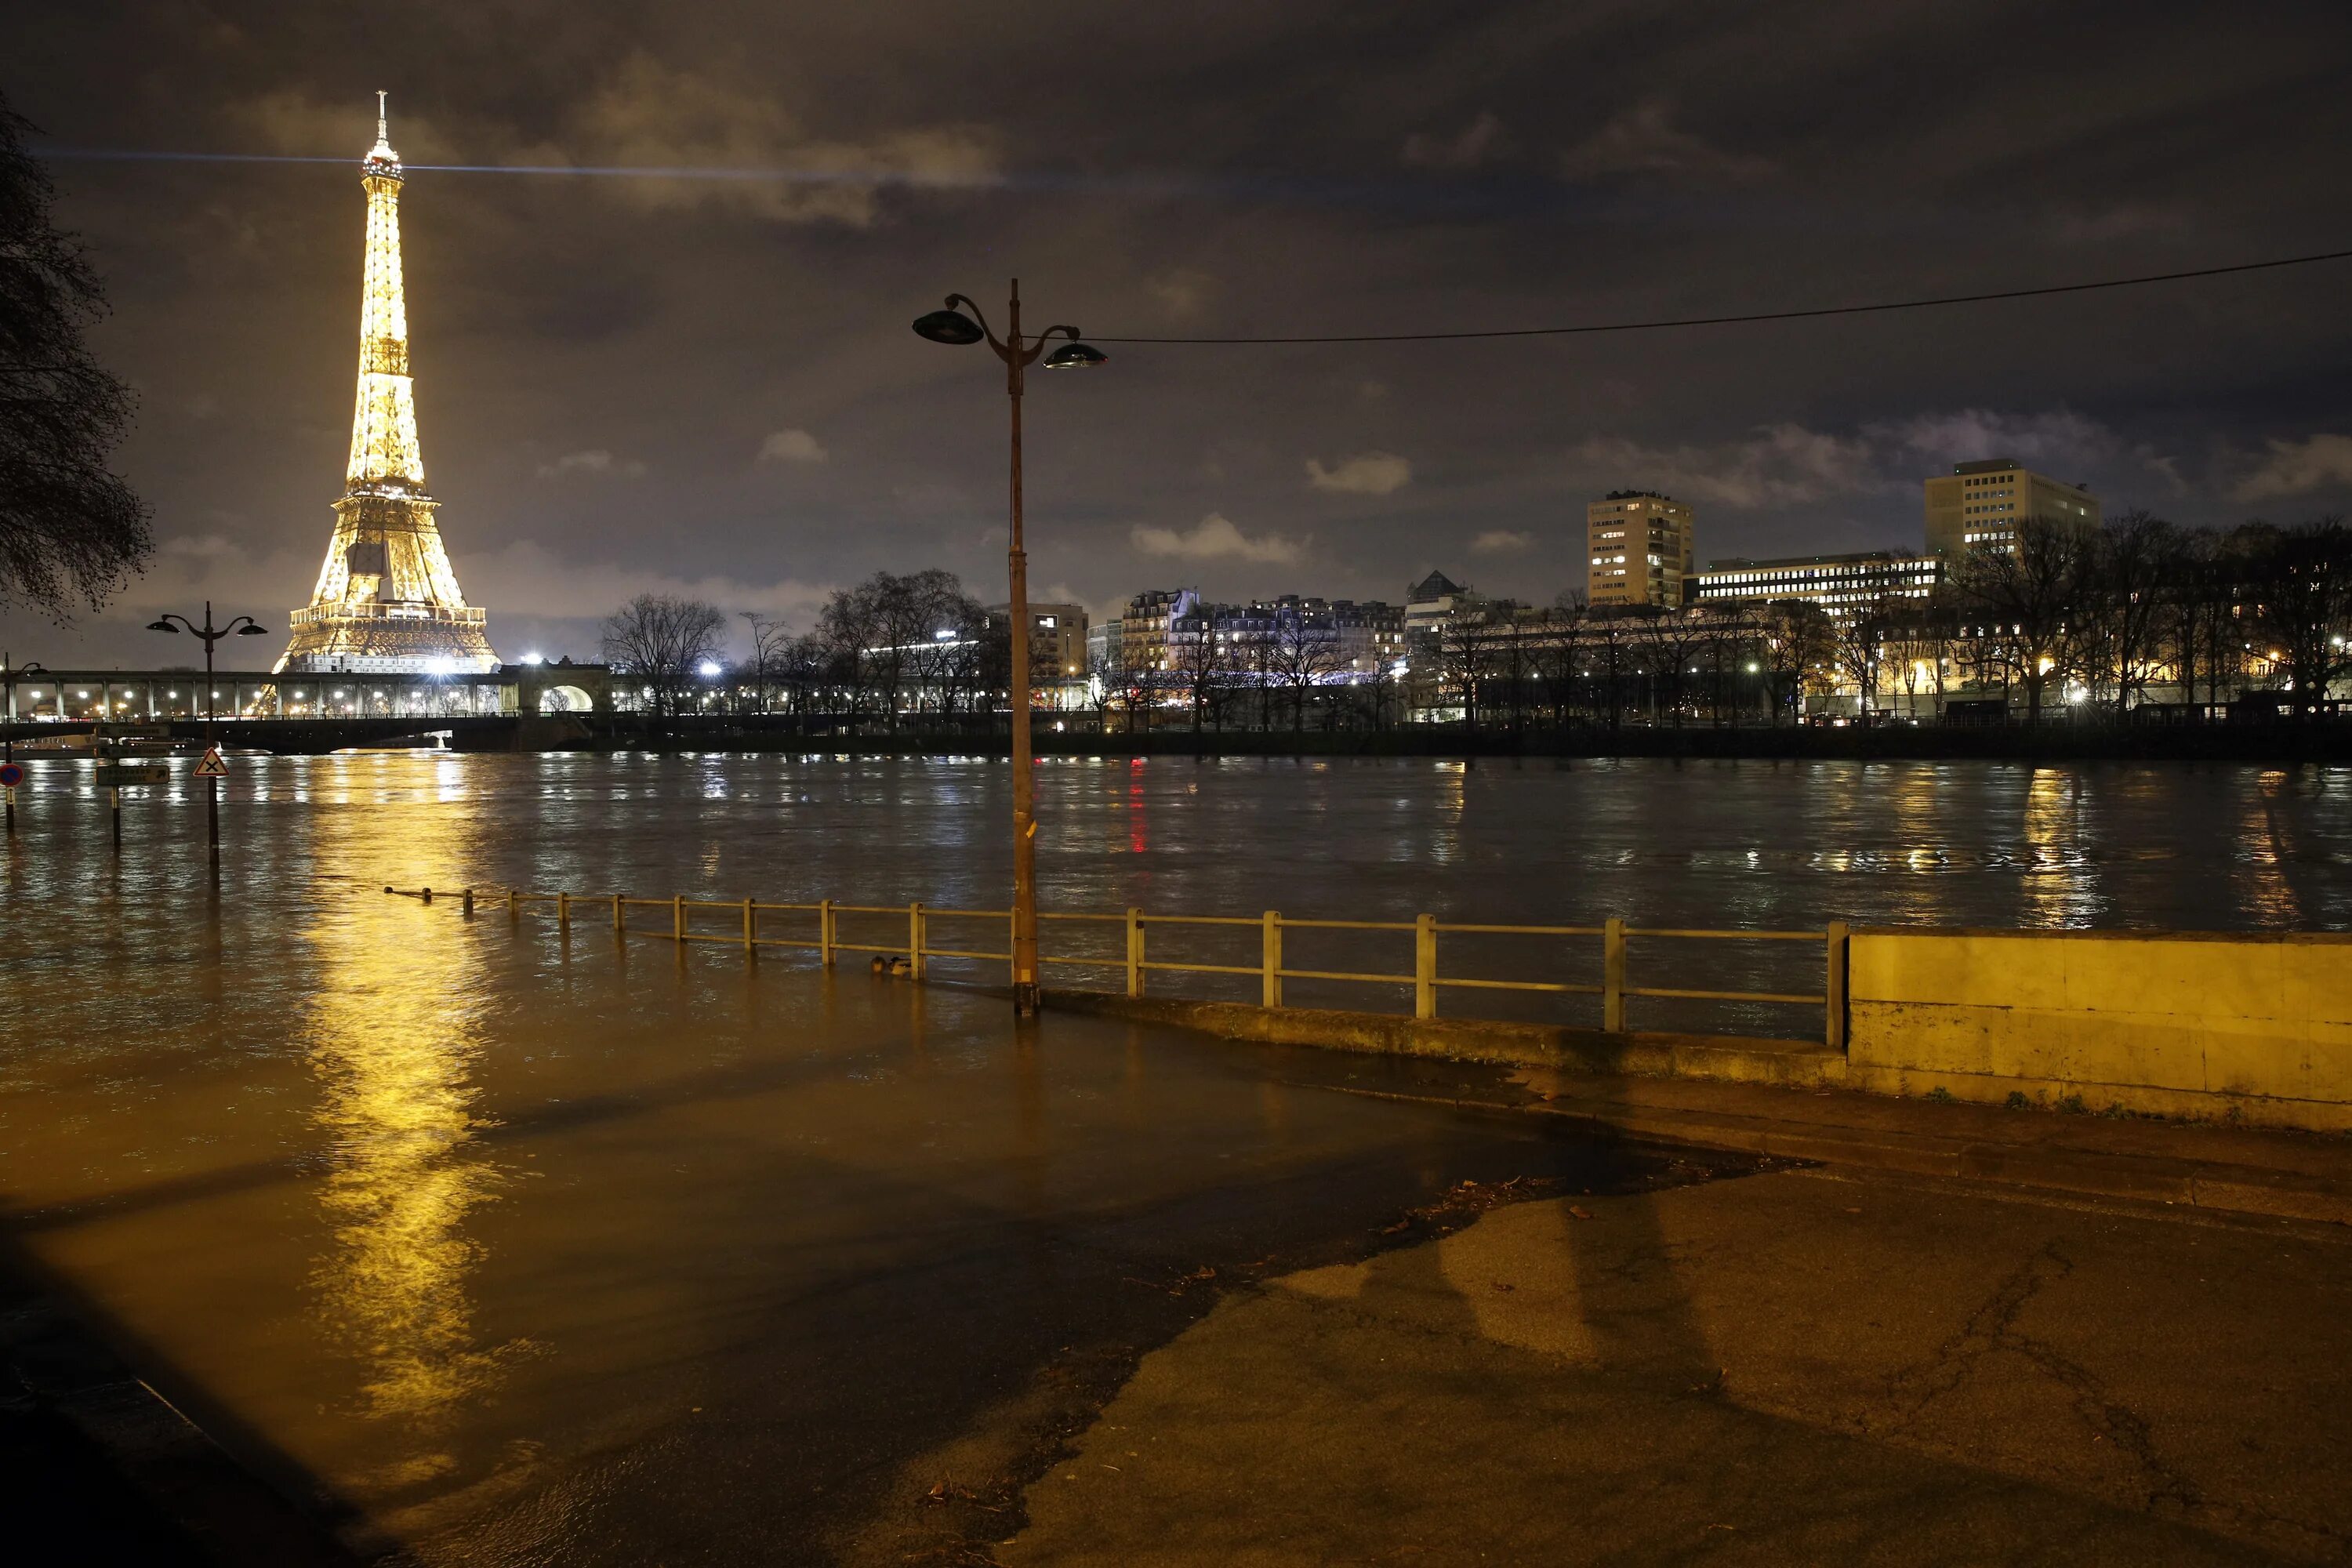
[0,763,22,788]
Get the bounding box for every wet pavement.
[0,842,1756,1560]
[7,752,2352,1562]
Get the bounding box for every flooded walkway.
[8,753,2352,1561]
[2,866,1737,1562]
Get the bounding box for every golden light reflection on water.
[2021,768,2097,926]
[2238,768,2307,926]
[301,779,513,1483]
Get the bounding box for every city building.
[1405,572,1478,643]
[988,601,1089,681]
[1587,492,1696,608]
[278,97,498,676]
[1328,600,1407,673]
[1923,459,2101,557]
[1086,618,1120,671]
[1120,588,1200,672]
[1694,551,1944,621]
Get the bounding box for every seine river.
[3,753,2347,1560]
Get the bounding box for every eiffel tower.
[278,94,497,676]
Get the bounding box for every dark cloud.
[7,0,2352,664]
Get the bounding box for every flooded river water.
[2,753,2348,1560]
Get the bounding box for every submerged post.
[1414,913,1436,1020]
[672,894,685,942]
[111,786,121,851]
[909,902,926,979]
[1125,907,1144,998]
[1603,917,1627,1033]
[557,890,570,931]
[462,886,474,919]
[743,897,756,953]
[819,898,835,968]
[614,893,625,933]
[1826,920,1850,1051]
[1261,910,1282,1008]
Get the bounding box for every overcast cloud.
[7,0,2350,665]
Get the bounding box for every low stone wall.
[1847,930,2352,1129]
[1040,991,1848,1089]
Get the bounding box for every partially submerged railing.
[481,887,1849,1047]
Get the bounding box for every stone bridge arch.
[512,661,616,715]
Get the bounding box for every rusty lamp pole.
[146,602,270,867]
[913,282,1107,1017]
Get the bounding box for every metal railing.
[484,886,1850,1048]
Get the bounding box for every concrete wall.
[1848,931,2352,1128]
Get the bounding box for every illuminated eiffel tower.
[278,94,497,675]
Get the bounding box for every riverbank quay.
[1045,990,2352,1223]
[1043,924,2352,1135]
[16,710,2350,762]
[985,1155,2352,1566]
[552,714,2352,764]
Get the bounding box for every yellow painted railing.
[481,886,1850,1048]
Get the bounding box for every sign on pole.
[0,763,22,789]
[95,762,172,787]
[194,747,229,778]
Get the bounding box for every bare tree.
[1,98,152,616]
[1952,515,2095,723]
[2086,510,2176,712]
[2246,517,2352,715]
[602,594,726,717]
[1271,611,1344,732]
[1758,601,1835,724]
[1167,606,1231,732]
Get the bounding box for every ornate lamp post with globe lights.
[911,281,1107,1017]
[145,602,270,866]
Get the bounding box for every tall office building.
[1923,459,2100,557]
[1587,492,1695,608]
[1694,551,1943,620]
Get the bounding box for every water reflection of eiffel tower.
[278,95,497,677]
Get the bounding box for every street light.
[145,601,270,866]
[913,280,1107,1017]
[2,654,45,837]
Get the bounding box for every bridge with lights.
[1,662,617,753]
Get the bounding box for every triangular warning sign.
[194,746,229,777]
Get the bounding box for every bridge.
[2,662,620,753]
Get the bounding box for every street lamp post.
[2,654,46,837]
[913,281,1106,1017]
[145,601,270,867]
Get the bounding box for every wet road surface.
[0,867,1756,1562]
[9,753,2352,1562]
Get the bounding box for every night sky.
[9,1,2352,667]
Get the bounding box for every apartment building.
[1924,459,2100,557]
[1119,588,1199,672]
[1588,491,1696,607]
[986,601,1089,682]
[1694,551,1944,620]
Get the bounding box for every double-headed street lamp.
[913,281,1106,1017]
[145,601,270,866]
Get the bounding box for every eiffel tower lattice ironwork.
[278,93,497,676]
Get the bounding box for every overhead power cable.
[1089,248,2352,345]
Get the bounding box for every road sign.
[194,747,229,777]
[0,763,20,789]
[95,762,172,786]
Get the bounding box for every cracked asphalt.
[979,1166,2352,1566]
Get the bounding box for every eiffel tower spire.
[278,95,497,675]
